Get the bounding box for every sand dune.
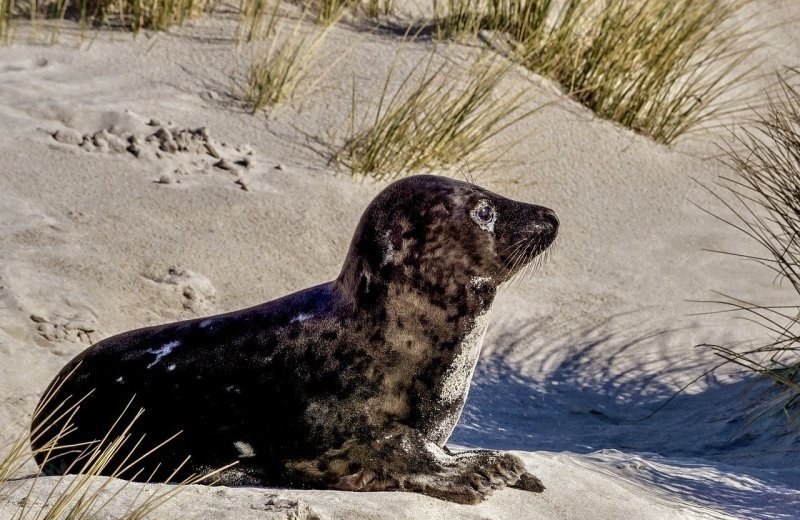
[2,1,800,518]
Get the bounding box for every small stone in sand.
[156,174,173,184]
[106,134,128,153]
[205,142,221,158]
[235,177,250,191]
[193,127,210,140]
[160,138,179,154]
[214,159,234,171]
[53,128,82,145]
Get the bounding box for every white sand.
[2,1,800,518]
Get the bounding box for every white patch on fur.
[233,441,256,458]
[424,441,453,466]
[146,340,180,369]
[199,319,214,328]
[470,275,492,287]
[381,230,394,267]
[290,313,313,323]
[115,376,124,384]
[167,364,176,371]
[429,310,491,443]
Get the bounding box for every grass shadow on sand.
[450,319,800,518]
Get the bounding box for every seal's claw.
[334,469,399,492]
[511,472,546,493]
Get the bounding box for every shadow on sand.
[450,319,800,519]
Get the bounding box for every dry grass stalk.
[305,0,352,26]
[237,0,280,43]
[335,48,535,180]
[362,0,392,18]
[700,69,800,415]
[1,367,232,518]
[0,0,14,43]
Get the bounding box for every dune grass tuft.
[235,10,333,113]
[700,69,800,415]
[296,0,393,25]
[433,0,756,145]
[433,0,548,41]
[116,0,215,32]
[362,0,392,18]
[0,0,214,40]
[334,48,535,180]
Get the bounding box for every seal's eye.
[477,205,494,222]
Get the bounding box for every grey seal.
[32,174,558,504]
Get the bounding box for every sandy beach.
[2,1,800,518]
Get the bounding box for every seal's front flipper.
[452,448,545,493]
[286,430,542,504]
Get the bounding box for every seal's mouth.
[497,206,558,283]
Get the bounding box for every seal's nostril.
[545,209,559,229]
[532,208,558,232]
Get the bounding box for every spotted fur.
[31,175,557,504]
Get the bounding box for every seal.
[31,175,558,504]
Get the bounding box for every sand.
[2,1,800,518]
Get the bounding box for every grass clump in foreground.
[434,0,756,145]
[0,372,231,518]
[335,49,535,180]
[701,69,800,416]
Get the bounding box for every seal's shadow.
[449,320,800,519]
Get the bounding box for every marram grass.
[235,10,334,113]
[0,0,214,39]
[0,368,232,518]
[700,69,800,416]
[299,0,393,25]
[434,0,757,145]
[335,48,536,180]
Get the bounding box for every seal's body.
[32,175,558,504]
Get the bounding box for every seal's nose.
[541,208,559,231]
[531,207,558,235]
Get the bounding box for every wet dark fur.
[31,175,558,504]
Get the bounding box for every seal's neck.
[336,259,497,341]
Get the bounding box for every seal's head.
[338,175,558,304]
